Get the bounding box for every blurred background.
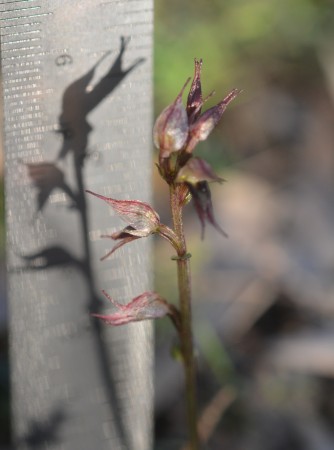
[1,0,334,448]
[153,0,334,449]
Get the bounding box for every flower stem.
[170,183,200,450]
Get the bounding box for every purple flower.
[153,59,240,157]
[188,181,228,240]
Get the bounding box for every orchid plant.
[87,59,240,449]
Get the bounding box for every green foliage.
[155,0,334,109]
[197,322,236,386]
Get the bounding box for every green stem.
[170,183,200,450]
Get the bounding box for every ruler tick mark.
[2,52,44,61]
[0,0,37,4]
[121,9,153,14]
[0,12,52,22]
[0,21,41,30]
[3,37,41,45]
[1,29,40,37]
[2,45,42,53]
[0,6,41,14]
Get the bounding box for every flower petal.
[99,233,141,261]
[175,157,224,185]
[186,88,241,153]
[153,78,191,158]
[86,190,160,234]
[92,291,173,325]
[188,181,228,239]
[187,58,203,123]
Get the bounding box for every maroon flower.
[92,290,178,326]
[86,190,179,259]
[188,181,228,240]
[185,88,240,154]
[153,78,190,159]
[153,59,240,158]
[175,158,227,239]
[186,58,203,123]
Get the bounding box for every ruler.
[1,1,153,449]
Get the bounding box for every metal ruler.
[0,1,153,449]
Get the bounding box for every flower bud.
[153,78,190,158]
[186,88,240,153]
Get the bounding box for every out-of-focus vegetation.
[0,182,4,257]
[154,1,334,449]
[155,0,334,105]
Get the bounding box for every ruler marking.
[2,45,42,52]
[121,9,153,14]
[0,20,41,29]
[6,120,42,129]
[105,20,153,28]
[0,22,41,32]
[3,87,43,95]
[0,0,37,4]
[0,12,52,22]
[2,25,41,37]
[3,37,41,45]
[2,52,45,61]
[100,0,148,4]
[7,117,43,126]
[1,61,42,69]
[2,59,42,66]
[5,75,41,83]
[4,69,41,77]
[0,6,41,13]
[1,28,40,37]
[4,84,39,92]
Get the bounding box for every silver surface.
[1,1,153,448]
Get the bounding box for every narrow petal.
[190,88,240,141]
[86,190,160,234]
[187,58,203,123]
[92,291,173,325]
[99,234,140,261]
[188,181,228,239]
[186,88,240,153]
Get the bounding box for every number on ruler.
[55,54,73,66]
